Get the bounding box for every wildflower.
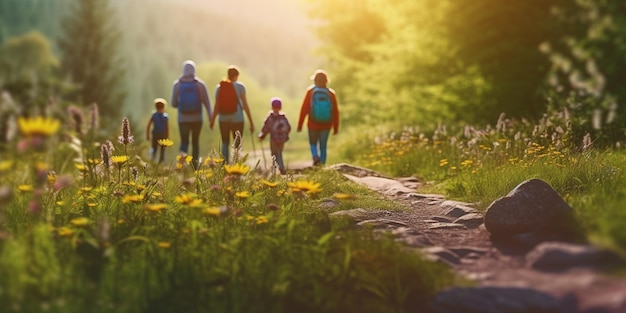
[287,180,322,195]
[333,193,355,200]
[75,163,88,173]
[460,159,474,167]
[118,117,134,145]
[101,140,112,170]
[235,191,250,198]
[78,186,92,195]
[47,172,57,185]
[256,216,269,225]
[158,138,174,147]
[224,163,250,176]
[202,207,222,217]
[67,105,85,135]
[145,203,167,212]
[439,159,448,167]
[0,160,13,172]
[18,184,33,192]
[18,116,60,137]
[70,217,90,226]
[58,227,74,237]
[174,193,203,207]
[111,155,129,165]
[261,179,279,187]
[122,194,144,203]
[158,242,171,249]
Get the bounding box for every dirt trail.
[327,163,626,313]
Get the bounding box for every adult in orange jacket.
[297,69,339,166]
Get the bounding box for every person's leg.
[179,122,190,155]
[273,142,286,173]
[308,129,321,165]
[318,129,331,164]
[151,136,159,161]
[219,122,231,162]
[190,121,202,168]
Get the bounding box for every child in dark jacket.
[146,98,169,163]
[258,97,291,174]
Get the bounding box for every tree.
[58,0,125,122]
[0,31,60,115]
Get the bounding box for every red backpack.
[217,80,239,114]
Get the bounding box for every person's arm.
[171,82,179,109]
[258,115,271,140]
[146,116,153,141]
[240,92,255,133]
[199,81,212,122]
[210,86,219,129]
[330,89,339,135]
[297,88,312,132]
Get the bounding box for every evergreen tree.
[58,0,125,122]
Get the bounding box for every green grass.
[350,110,626,257]
[0,115,456,313]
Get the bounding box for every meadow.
[0,107,457,313]
[345,109,626,257]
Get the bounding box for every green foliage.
[58,0,126,123]
[0,114,456,312]
[350,109,626,257]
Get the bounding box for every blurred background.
[1,0,625,163]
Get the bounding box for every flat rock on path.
[328,164,626,313]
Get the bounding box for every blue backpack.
[178,80,201,114]
[152,112,168,135]
[310,87,332,123]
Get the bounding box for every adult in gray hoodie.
[170,60,211,168]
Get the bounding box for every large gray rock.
[526,241,621,271]
[484,179,575,238]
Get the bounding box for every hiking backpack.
[270,114,290,143]
[152,112,168,135]
[310,87,332,123]
[217,80,239,114]
[177,80,201,114]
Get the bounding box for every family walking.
[147,60,339,173]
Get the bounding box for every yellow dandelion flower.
[18,116,60,137]
[117,219,125,224]
[224,163,250,176]
[202,207,222,217]
[176,154,193,164]
[136,184,146,191]
[123,181,136,187]
[122,194,144,203]
[56,201,65,206]
[287,180,322,195]
[152,191,163,197]
[0,160,13,172]
[18,184,33,192]
[460,159,474,167]
[75,163,88,172]
[47,173,56,184]
[157,138,174,147]
[158,242,171,249]
[111,155,129,165]
[245,214,255,221]
[333,193,355,200]
[70,217,89,226]
[87,158,101,165]
[174,193,203,206]
[261,179,279,187]
[58,227,73,237]
[235,191,250,198]
[78,186,92,195]
[256,216,269,225]
[439,159,448,166]
[145,203,167,212]
[204,157,224,165]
